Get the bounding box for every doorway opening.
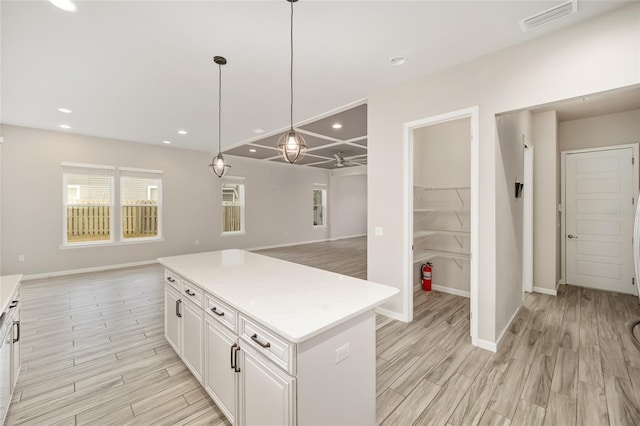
[404,107,479,347]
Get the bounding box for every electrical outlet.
[375,227,383,236]
[335,343,350,364]
[18,255,24,262]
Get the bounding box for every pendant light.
[209,56,231,177]
[276,0,307,164]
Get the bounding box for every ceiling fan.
[333,152,360,167]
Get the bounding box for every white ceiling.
[1,1,632,154]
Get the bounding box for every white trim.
[476,339,497,352]
[523,145,534,293]
[375,307,406,322]
[221,175,246,183]
[533,286,558,296]
[494,303,523,352]
[60,237,164,249]
[560,143,639,287]
[330,233,366,242]
[119,166,163,175]
[22,260,159,281]
[61,161,115,171]
[412,283,471,298]
[404,106,479,346]
[247,238,331,252]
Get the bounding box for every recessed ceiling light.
[249,148,257,153]
[163,140,172,144]
[48,0,77,12]
[253,128,266,134]
[59,124,71,129]
[332,123,343,129]
[390,56,406,66]
[178,130,187,135]
[57,107,72,114]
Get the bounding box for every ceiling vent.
[519,0,578,32]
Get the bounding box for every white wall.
[413,118,471,294]
[495,111,530,334]
[368,4,640,346]
[0,125,330,276]
[532,111,559,293]
[329,168,367,240]
[559,109,640,151]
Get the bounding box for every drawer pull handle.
[211,307,225,316]
[167,277,175,283]
[176,299,182,318]
[251,334,271,348]
[234,345,241,372]
[13,320,20,343]
[9,301,18,309]
[185,289,196,296]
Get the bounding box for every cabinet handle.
[13,320,20,343]
[234,345,241,372]
[185,289,196,296]
[231,343,238,370]
[9,300,18,309]
[176,299,182,318]
[250,333,271,348]
[167,277,176,283]
[211,307,225,317]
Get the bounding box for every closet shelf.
[414,229,470,238]
[413,249,470,264]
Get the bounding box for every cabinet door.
[238,345,295,426]
[182,300,204,383]
[204,318,237,424]
[0,327,11,423]
[164,286,181,354]
[11,308,20,391]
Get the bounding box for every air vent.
[519,0,578,32]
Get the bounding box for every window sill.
[313,225,327,229]
[221,231,246,237]
[60,237,164,250]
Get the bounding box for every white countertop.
[158,250,398,343]
[0,274,22,314]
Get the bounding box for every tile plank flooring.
[7,237,640,425]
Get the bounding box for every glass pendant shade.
[210,153,230,177]
[277,129,307,164]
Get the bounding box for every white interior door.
[565,147,635,294]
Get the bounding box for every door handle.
[13,320,20,343]
[176,299,182,318]
[234,345,241,372]
[568,234,578,239]
[230,343,238,370]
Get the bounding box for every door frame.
[560,143,639,290]
[523,142,533,293]
[403,106,479,347]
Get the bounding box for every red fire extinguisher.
[421,262,433,291]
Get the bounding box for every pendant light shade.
[277,0,307,164]
[209,56,231,177]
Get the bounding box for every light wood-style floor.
[8,237,640,425]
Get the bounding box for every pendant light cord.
[289,0,294,130]
[218,62,222,153]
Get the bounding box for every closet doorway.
[403,107,479,347]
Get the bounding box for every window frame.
[119,167,163,242]
[313,184,327,229]
[221,177,246,236]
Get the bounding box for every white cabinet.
[0,276,21,425]
[11,302,20,391]
[238,344,295,426]
[205,317,238,424]
[164,286,181,353]
[181,298,203,383]
[0,320,11,424]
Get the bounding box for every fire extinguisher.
[421,262,433,292]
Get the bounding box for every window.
[222,178,245,234]
[63,164,115,244]
[313,185,327,227]
[120,168,162,240]
[62,163,162,246]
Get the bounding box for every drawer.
[164,269,180,291]
[204,293,237,332]
[181,279,204,308]
[239,315,295,375]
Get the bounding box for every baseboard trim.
[329,233,366,242]
[476,338,497,352]
[533,286,558,296]
[22,260,159,281]
[493,303,523,353]
[375,307,408,322]
[247,238,330,252]
[412,283,470,298]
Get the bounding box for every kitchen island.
[159,249,397,426]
